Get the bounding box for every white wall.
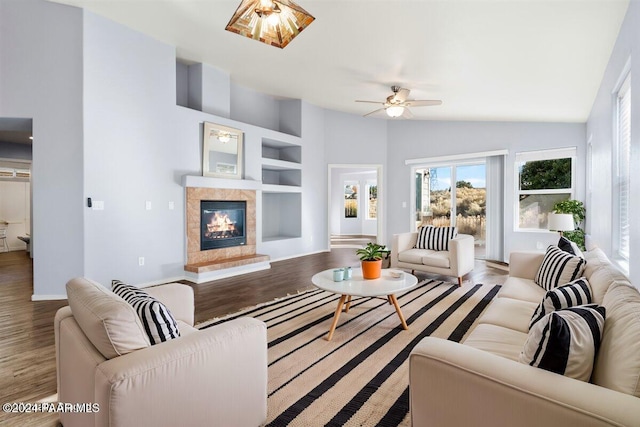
[230,83,281,132]
[83,12,187,286]
[386,121,586,259]
[586,1,640,284]
[324,111,388,243]
[0,0,84,297]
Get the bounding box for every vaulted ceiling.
[49,0,629,122]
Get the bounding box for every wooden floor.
[0,249,507,426]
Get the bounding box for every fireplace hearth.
[200,200,246,250]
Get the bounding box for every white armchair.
[391,232,475,286]
[55,278,267,427]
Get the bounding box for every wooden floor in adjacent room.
[0,249,507,427]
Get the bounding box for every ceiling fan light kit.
[356,85,443,119]
[225,0,315,49]
[385,105,405,118]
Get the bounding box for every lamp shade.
[547,213,575,232]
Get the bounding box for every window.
[615,74,631,260]
[366,181,377,220]
[344,182,358,218]
[516,148,576,230]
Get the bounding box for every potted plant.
[356,242,386,279]
[553,199,586,250]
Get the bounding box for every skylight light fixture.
[225,0,315,49]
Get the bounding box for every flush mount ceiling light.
[225,0,315,49]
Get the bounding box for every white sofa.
[391,232,475,286]
[55,278,267,427]
[409,248,640,427]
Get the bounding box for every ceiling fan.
[356,86,442,118]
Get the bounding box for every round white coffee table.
[311,268,419,341]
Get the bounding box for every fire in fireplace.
[200,200,246,250]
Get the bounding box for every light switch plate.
[93,201,104,210]
[145,201,152,210]
[168,201,174,210]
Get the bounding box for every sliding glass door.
[415,162,487,259]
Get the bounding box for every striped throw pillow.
[112,280,180,345]
[520,304,605,381]
[529,278,593,329]
[535,245,587,291]
[415,226,458,251]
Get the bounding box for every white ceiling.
[49,0,628,122]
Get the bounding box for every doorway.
[415,162,487,259]
[0,118,33,256]
[328,164,384,249]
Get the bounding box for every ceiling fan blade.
[394,88,410,102]
[405,100,443,107]
[363,108,385,117]
[355,100,385,104]
[401,107,414,119]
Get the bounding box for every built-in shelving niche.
[261,137,302,242]
[262,192,302,241]
[261,138,302,187]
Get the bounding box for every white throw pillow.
[415,225,458,251]
[535,245,587,291]
[529,278,592,329]
[66,278,150,359]
[520,304,605,381]
[112,280,181,345]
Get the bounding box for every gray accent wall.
[0,0,84,298]
[586,1,639,284]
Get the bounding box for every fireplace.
[200,200,246,250]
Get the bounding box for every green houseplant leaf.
[356,242,386,261]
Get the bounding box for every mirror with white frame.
[202,122,243,179]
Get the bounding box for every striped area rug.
[199,279,501,426]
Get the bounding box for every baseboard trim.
[269,249,330,263]
[31,294,67,301]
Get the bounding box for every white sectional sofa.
[391,232,475,286]
[409,248,640,427]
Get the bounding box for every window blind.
[617,75,631,260]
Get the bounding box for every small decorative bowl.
[389,271,403,279]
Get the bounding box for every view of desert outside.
[416,164,486,258]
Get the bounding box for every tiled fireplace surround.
[184,186,269,281]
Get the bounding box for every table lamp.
[547,213,575,236]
